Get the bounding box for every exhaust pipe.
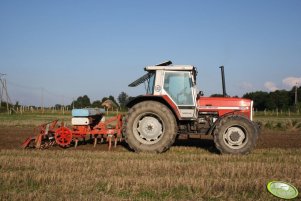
[219,66,227,97]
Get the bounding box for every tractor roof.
[145,65,194,71]
[128,61,197,87]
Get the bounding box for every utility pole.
[62,95,65,115]
[41,87,44,114]
[0,73,12,114]
[295,83,299,106]
[0,73,4,107]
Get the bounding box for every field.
[0,113,301,200]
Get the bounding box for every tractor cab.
[129,61,199,120]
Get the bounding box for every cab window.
[163,72,194,105]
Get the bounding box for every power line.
[6,80,41,90]
[6,79,74,106]
[0,73,14,114]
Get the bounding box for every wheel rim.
[133,113,164,145]
[223,126,248,149]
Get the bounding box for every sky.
[0,0,301,106]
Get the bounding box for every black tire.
[213,115,258,154]
[124,101,177,153]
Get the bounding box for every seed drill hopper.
[22,108,123,150]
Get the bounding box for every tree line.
[0,91,133,113]
[71,86,300,112]
[69,92,133,111]
[1,87,300,113]
[242,86,301,111]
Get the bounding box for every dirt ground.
[0,126,300,151]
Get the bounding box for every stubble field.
[0,113,300,200]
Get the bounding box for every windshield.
[146,73,155,94]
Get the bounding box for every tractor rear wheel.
[213,115,258,154]
[125,101,177,153]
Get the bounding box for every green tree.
[243,90,293,111]
[118,91,129,110]
[91,100,102,108]
[55,104,62,109]
[269,90,290,110]
[72,95,91,108]
[243,91,269,111]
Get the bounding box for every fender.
[126,95,181,120]
[207,111,245,135]
[207,111,259,135]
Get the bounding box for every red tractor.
[125,61,259,154]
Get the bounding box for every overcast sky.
[1,0,301,106]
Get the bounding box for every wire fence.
[254,109,301,117]
[0,105,127,117]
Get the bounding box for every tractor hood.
[198,97,253,120]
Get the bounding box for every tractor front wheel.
[213,115,258,154]
[125,101,177,153]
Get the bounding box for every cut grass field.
[0,112,300,200]
[0,112,120,127]
[0,148,301,201]
[0,113,71,127]
[255,116,301,132]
